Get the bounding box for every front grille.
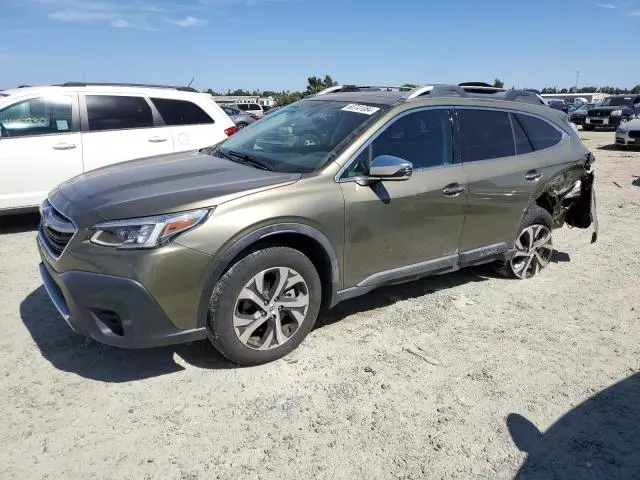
[590,119,603,125]
[39,201,76,259]
[588,110,609,118]
[629,131,640,139]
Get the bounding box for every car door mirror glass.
[368,155,413,180]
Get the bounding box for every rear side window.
[514,113,562,151]
[237,104,249,111]
[457,109,515,162]
[511,114,534,155]
[0,96,74,138]
[86,95,153,132]
[151,98,214,126]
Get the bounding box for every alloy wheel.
[510,224,553,279]
[233,267,310,350]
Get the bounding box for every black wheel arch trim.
[196,223,341,328]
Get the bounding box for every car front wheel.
[206,247,321,366]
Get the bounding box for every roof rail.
[315,84,413,95]
[59,82,199,92]
[406,84,470,99]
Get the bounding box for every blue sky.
[1,0,639,92]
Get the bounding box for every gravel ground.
[1,130,639,480]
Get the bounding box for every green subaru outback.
[37,84,597,365]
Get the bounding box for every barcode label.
[341,104,381,115]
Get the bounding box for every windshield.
[214,99,388,173]
[599,96,633,107]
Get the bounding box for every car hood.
[622,118,640,130]
[50,150,300,227]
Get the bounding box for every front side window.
[344,109,453,178]
[457,109,515,162]
[85,95,153,132]
[214,99,388,173]
[0,96,73,138]
[513,113,562,151]
[151,98,213,126]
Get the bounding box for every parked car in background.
[235,102,264,117]
[36,83,597,366]
[219,104,258,129]
[615,115,640,148]
[547,99,568,113]
[583,94,640,130]
[569,103,596,126]
[0,83,237,214]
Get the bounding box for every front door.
[0,94,83,210]
[339,108,468,287]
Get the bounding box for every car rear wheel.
[237,122,248,129]
[206,247,321,366]
[496,205,554,280]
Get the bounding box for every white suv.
[0,83,237,213]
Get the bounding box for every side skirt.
[333,243,507,305]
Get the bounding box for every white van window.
[0,96,74,138]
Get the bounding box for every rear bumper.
[39,261,206,348]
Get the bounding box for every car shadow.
[19,286,234,383]
[317,264,494,329]
[0,211,40,234]
[507,373,640,479]
[20,251,572,382]
[596,144,620,151]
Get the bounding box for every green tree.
[305,74,338,95]
[493,78,504,88]
[203,88,220,96]
[632,85,640,94]
[560,88,569,94]
[402,83,418,89]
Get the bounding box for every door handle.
[525,170,544,182]
[52,143,77,150]
[442,184,466,197]
[148,136,168,143]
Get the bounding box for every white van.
[0,83,237,214]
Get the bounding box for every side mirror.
[367,155,413,181]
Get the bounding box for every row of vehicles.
[4,81,598,365]
[567,94,640,148]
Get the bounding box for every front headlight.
[611,110,623,117]
[90,209,211,249]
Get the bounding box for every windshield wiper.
[224,149,273,171]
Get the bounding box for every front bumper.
[615,131,640,147]
[38,258,206,349]
[585,116,623,128]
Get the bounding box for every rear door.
[0,94,82,210]
[80,94,174,172]
[456,108,567,252]
[340,108,468,287]
[150,97,224,151]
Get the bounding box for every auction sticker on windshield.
[341,104,381,115]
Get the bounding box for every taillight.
[224,126,238,137]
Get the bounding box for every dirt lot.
[1,130,639,480]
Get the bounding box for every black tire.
[495,205,553,279]
[237,122,248,129]
[206,247,321,366]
